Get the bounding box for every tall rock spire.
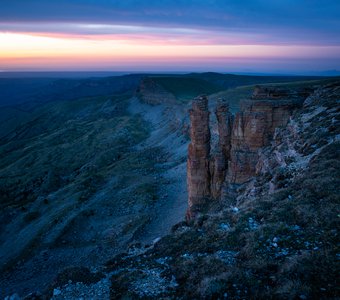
[186,95,211,219]
[215,99,233,160]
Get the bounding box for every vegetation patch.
[151,76,222,102]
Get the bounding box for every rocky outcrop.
[210,152,226,199]
[215,100,233,160]
[136,77,177,105]
[226,110,268,184]
[187,86,307,214]
[226,86,305,184]
[187,95,211,218]
[252,85,289,99]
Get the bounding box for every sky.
[1,0,340,74]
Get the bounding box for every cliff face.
[227,95,302,184]
[215,100,233,160]
[210,101,233,199]
[187,86,305,216]
[186,96,211,218]
[226,111,267,184]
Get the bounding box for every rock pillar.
[187,95,211,218]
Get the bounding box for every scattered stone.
[152,237,161,244]
[248,217,259,230]
[53,288,62,296]
[219,223,231,231]
[231,207,239,213]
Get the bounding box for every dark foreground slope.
[99,82,339,299]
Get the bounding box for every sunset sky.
[1,0,340,74]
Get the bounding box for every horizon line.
[0,70,339,77]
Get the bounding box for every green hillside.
[151,76,222,102]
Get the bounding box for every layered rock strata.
[187,95,211,218]
[215,100,233,160]
[210,100,233,198]
[187,86,306,216]
[226,110,268,184]
[228,87,303,183]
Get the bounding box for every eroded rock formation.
[210,100,233,198]
[215,100,233,160]
[187,86,306,216]
[226,110,268,184]
[187,95,211,218]
[227,88,303,184]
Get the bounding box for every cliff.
[210,100,233,199]
[227,92,303,184]
[187,86,306,217]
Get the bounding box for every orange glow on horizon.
[1,32,340,71]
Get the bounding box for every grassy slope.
[0,91,171,279]
[0,74,143,108]
[209,86,254,113]
[209,77,340,113]
[150,76,222,103]
[149,73,334,106]
[187,72,323,87]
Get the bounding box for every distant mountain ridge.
[0,72,326,109]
